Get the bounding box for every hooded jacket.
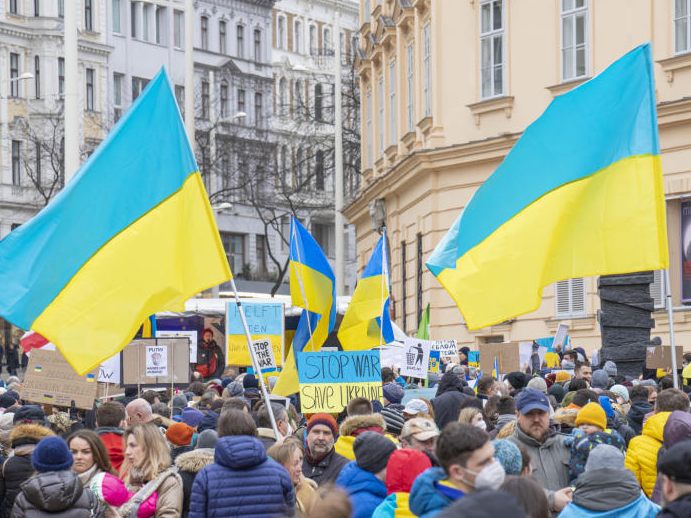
[175,448,214,518]
[657,493,691,518]
[431,372,468,430]
[625,411,670,497]
[651,411,691,504]
[372,493,414,518]
[627,400,653,435]
[11,471,101,518]
[409,467,464,518]
[0,424,53,518]
[557,468,659,518]
[335,414,387,460]
[302,446,349,486]
[95,427,124,473]
[188,435,295,518]
[336,461,387,518]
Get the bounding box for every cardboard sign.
[400,338,432,379]
[251,339,277,372]
[145,345,168,377]
[646,346,684,369]
[519,341,548,375]
[479,342,520,376]
[21,349,99,410]
[226,302,284,366]
[297,350,382,413]
[121,338,190,387]
[98,353,121,384]
[432,340,458,359]
[156,330,197,363]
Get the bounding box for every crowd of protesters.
[0,346,691,517]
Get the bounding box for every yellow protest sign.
[226,302,284,366]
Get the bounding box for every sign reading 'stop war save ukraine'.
[297,350,382,413]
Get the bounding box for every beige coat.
[127,470,184,518]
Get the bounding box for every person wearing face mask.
[409,422,505,517]
[302,414,349,485]
[458,407,487,430]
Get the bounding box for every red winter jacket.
[96,428,124,473]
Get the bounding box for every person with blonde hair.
[458,407,486,430]
[268,437,317,513]
[122,424,183,518]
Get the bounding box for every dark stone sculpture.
[598,272,660,378]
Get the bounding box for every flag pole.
[379,228,387,348]
[291,219,316,351]
[664,270,680,389]
[229,277,280,437]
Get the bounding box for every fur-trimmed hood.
[339,413,386,437]
[554,407,578,428]
[174,447,215,473]
[9,423,54,447]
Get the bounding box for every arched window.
[279,77,288,115]
[294,20,302,53]
[314,83,323,121]
[323,27,332,51]
[277,15,286,49]
[294,79,303,115]
[309,25,317,55]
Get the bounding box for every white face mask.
[465,460,506,490]
[474,420,487,431]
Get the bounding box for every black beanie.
[353,431,397,473]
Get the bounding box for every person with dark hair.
[656,388,690,413]
[566,378,590,395]
[95,401,126,473]
[476,376,498,406]
[505,372,528,392]
[489,396,516,439]
[431,371,469,430]
[68,430,115,488]
[500,476,549,518]
[409,423,505,516]
[221,397,250,413]
[657,441,691,517]
[627,384,653,435]
[189,409,294,517]
[187,382,206,399]
[381,367,396,384]
[141,390,161,406]
[303,414,349,486]
[574,362,592,386]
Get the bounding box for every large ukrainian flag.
[427,44,668,330]
[0,70,231,374]
[338,232,394,350]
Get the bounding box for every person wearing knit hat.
[303,413,349,486]
[610,384,629,404]
[166,423,195,461]
[548,383,566,404]
[382,382,405,406]
[602,360,617,378]
[576,402,607,433]
[0,392,17,410]
[590,369,610,391]
[492,439,523,476]
[372,449,432,517]
[403,399,431,419]
[12,436,103,516]
[505,371,528,391]
[527,377,548,394]
[13,404,46,425]
[243,374,259,389]
[555,370,572,384]
[336,432,397,518]
[171,394,188,417]
[181,407,204,429]
[380,407,405,436]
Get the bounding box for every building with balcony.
[345,0,691,352]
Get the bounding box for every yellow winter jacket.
[624,411,670,497]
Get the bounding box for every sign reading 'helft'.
[297,350,382,413]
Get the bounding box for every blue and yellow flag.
[273,217,335,396]
[338,232,393,350]
[0,70,231,374]
[427,44,668,330]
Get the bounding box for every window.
[294,79,303,115]
[34,140,41,186]
[11,141,21,186]
[201,16,208,50]
[174,10,183,48]
[314,83,323,121]
[255,235,267,274]
[221,233,245,278]
[480,0,504,98]
[34,0,39,16]
[416,233,423,325]
[236,24,244,58]
[58,57,65,96]
[254,92,262,126]
[10,53,19,98]
[364,0,371,23]
[423,23,432,115]
[651,270,666,309]
[237,88,246,116]
[555,278,586,318]
[86,68,94,111]
[34,56,40,99]
[84,0,93,32]
[132,76,148,100]
[9,0,17,15]
[112,0,121,33]
[113,73,123,121]
[340,32,346,60]
[175,84,184,117]
[280,216,290,251]
[294,20,302,53]
[324,27,332,50]
[254,29,261,61]
[279,77,288,115]
[155,6,165,44]
[389,60,397,146]
[58,0,63,17]
[277,16,286,49]
[315,150,325,190]
[131,2,138,38]
[201,80,209,119]
[366,89,373,168]
[378,75,384,155]
[562,0,588,80]
[142,4,151,41]
[309,25,317,55]
[280,145,289,181]
[676,0,691,53]
[220,82,228,117]
[295,147,304,186]
[219,21,227,54]
[406,42,415,132]
[313,223,333,257]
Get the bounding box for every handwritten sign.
[98,353,121,384]
[226,302,284,366]
[251,339,277,372]
[145,345,168,377]
[432,340,458,359]
[298,351,382,413]
[400,338,432,379]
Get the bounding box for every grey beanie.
[591,370,610,390]
[196,429,218,449]
[585,444,624,472]
[172,395,188,416]
[603,361,617,377]
[227,380,244,398]
[527,377,548,394]
[353,431,397,474]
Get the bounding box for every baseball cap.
[401,417,439,441]
[403,399,429,416]
[515,388,551,414]
[658,440,691,484]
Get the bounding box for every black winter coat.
[657,493,691,518]
[302,447,349,486]
[174,448,215,518]
[0,455,33,518]
[10,471,102,518]
[627,400,653,435]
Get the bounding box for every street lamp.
[12,73,34,82]
[212,201,233,212]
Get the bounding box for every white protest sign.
[400,338,432,379]
[432,339,458,359]
[251,339,277,372]
[145,345,168,377]
[379,345,406,370]
[156,330,197,363]
[98,353,121,384]
[553,324,569,350]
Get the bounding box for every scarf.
[77,464,99,487]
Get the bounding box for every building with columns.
[345,0,691,353]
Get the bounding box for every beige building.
[345,0,691,354]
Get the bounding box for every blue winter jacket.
[558,494,660,518]
[188,435,295,518]
[336,461,387,518]
[409,467,465,518]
